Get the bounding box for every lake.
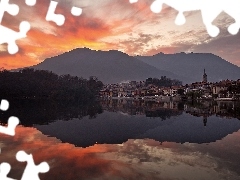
[1,99,240,180]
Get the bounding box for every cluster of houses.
[99,70,240,101]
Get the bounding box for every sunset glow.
[1,125,240,179]
[0,0,240,69]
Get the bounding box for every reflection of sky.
[0,126,240,180]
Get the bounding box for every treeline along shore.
[0,68,103,102]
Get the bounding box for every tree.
[0,69,104,102]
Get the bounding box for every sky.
[1,0,240,69]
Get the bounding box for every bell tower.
[202,69,207,83]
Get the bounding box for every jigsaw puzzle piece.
[223,1,240,35]
[0,116,19,136]
[16,151,50,180]
[46,0,65,26]
[201,6,222,37]
[175,12,186,25]
[0,99,9,111]
[0,0,19,22]
[150,0,163,13]
[0,21,30,54]
[129,0,138,3]
[0,100,19,136]
[25,0,37,6]
[228,23,240,35]
[0,163,15,180]
[71,6,82,16]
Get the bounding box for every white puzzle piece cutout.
[129,0,138,3]
[130,0,240,37]
[25,0,37,6]
[0,21,30,54]
[0,0,83,54]
[46,1,82,25]
[0,100,19,136]
[0,100,49,180]
[46,0,65,26]
[0,163,15,180]
[0,0,36,54]
[71,6,82,16]
[16,151,50,180]
[0,116,19,136]
[0,99,9,111]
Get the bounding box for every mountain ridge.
[22,48,240,84]
[135,52,240,83]
[30,48,183,84]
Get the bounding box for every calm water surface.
[1,99,240,180]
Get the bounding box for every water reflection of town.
[101,99,240,125]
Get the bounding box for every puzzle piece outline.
[0,116,19,136]
[0,0,36,54]
[130,0,240,37]
[0,99,9,111]
[71,6,82,16]
[0,100,49,180]
[0,21,30,54]
[0,0,19,23]
[46,0,65,26]
[0,151,50,180]
[0,100,19,136]
[0,99,18,180]
[0,163,16,180]
[16,151,50,180]
[46,0,82,25]
[0,0,83,54]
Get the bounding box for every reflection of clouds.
[1,126,240,179]
[101,136,240,180]
[0,126,124,180]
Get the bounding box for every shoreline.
[100,96,240,102]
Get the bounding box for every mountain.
[30,48,181,84]
[26,49,240,84]
[136,52,240,83]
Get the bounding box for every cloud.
[0,0,240,69]
[192,31,240,66]
[0,0,116,69]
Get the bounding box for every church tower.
[202,69,207,83]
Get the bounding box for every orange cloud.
[0,0,118,69]
[1,0,167,70]
[1,0,240,69]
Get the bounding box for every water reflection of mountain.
[34,100,240,147]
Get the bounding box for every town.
[100,69,240,101]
